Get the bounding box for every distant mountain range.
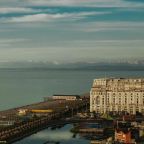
[0,61,144,71]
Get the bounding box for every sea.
[0,68,144,143]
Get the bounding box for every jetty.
[0,93,89,144]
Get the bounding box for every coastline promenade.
[0,93,89,144]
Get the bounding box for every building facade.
[52,95,80,101]
[115,129,132,143]
[90,78,144,114]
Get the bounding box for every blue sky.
[0,0,144,64]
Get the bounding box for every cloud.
[123,0,144,3]
[26,0,144,7]
[67,40,144,47]
[74,21,144,32]
[1,11,111,23]
[0,29,13,32]
[117,7,144,12]
[0,7,58,14]
[0,38,27,43]
[0,46,143,63]
[0,7,41,14]
[0,38,28,47]
[0,38,28,48]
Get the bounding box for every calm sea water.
[0,68,144,111]
[15,124,90,144]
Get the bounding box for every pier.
[79,128,104,133]
[0,93,89,144]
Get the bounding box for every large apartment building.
[90,78,144,114]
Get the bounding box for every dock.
[0,93,89,144]
[79,128,104,133]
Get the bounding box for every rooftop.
[53,94,80,97]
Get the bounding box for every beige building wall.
[53,95,79,100]
[90,78,144,114]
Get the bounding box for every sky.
[0,0,144,64]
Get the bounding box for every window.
[113,98,115,103]
[119,98,121,104]
[96,96,100,105]
[125,98,127,103]
[102,98,104,104]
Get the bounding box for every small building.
[52,95,80,101]
[115,128,133,143]
[43,97,54,102]
[17,109,28,116]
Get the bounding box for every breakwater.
[0,94,89,144]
